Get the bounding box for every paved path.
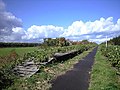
[50,47,98,90]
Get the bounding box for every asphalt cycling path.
[50,47,98,90]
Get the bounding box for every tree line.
[108,35,120,45]
[0,37,96,47]
[0,42,40,47]
[43,37,95,47]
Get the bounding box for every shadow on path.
[50,47,98,90]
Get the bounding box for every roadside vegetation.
[0,37,96,90]
[100,45,120,73]
[7,46,94,90]
[89,36,120,90]
[1,35,120,90]
[89,46,120,90]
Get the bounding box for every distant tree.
[108,36,120,45]
[81,40,89,44]
[43,37,70,47]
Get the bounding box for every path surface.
[50,47,98,90]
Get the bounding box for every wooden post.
[106,36,107,48]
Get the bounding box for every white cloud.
[22,25,64,40]
[1,16,120,43]
[10,17,120,43]
[0,0,120,44]
[0,27,25,42]
[62,17,120,38]
[61,21,88,37]
[12,27,24,34]
[0,1,120,43]
[96,35,102,38]
[89,37,111,44]
[58,17,120,43]
[0,0,22,42]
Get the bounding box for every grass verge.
[89,47,120,90]
[6,48,94,90]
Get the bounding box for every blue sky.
[0,0,120,43]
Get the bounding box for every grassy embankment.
[89,46,120,90]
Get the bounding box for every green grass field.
[0,47,38,57]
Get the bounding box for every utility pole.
[106,36,107,48]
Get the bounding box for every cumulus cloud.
[0,0,22,42]
[21,17,120,44]
[0,27,25,42]
[61,21,88,37]
[0,0,120,44]
[22,25,64,40]
[60,17,120,43]
[62,17,120,37]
